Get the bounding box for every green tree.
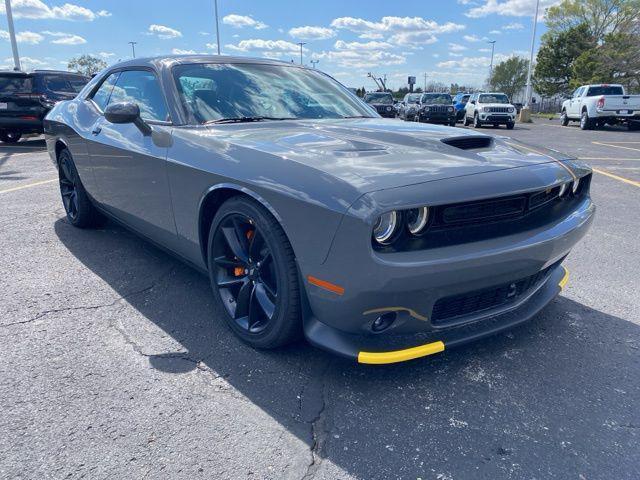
[67,55,107,76]
[533,23,595,97]
[546,0,640,41]
[489,56,529,100]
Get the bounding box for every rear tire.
[207,196,302,349]
[580,110,593,130]
[560,110,569,126]
[0,131,22,143]
[58,149,104,228]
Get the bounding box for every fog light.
[372,312,397,332]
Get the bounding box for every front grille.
[441,197,527,225]
[427,105,450,113]
[431,259,564,324]
[441,136,493,150]
[488,107,510,113]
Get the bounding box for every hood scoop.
[441,136,493,150]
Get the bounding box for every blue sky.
[1,0,559,88]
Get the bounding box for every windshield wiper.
[205,116,295,124]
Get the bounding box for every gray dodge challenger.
[44,56,595,364]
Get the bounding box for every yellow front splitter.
[357,341,445,365]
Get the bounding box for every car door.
[85,69,177,247]
[567,87,583,117]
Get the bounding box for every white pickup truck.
[561,84,640,131]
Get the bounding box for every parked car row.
[0,70,90,143]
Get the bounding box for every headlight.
[447,106,454,113]
[572,177,580,194]
[424,106,430,112]
[558,182,569,198]
[483,107,491,112]
[373,211,400,245]
[386,106,392,111]
[508,107,514,113]
[406,207,429,235]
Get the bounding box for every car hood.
[201,117,573,192]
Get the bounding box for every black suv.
[415,93,456,126]
[0,70,89,143]
[363,92,396,118]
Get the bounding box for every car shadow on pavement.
[54,217,640,479]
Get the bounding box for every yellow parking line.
[592,141,640,153]
[592,168,640,188]
[0,178,57,194]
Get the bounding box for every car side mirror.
[104,102,152,136]
[470,100,476,105]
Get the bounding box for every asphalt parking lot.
[1,119,639,479]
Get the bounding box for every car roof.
[111,54,300,72]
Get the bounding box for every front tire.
[506,122,515,130]
[58,149,103,228]
[580,110,593,130]
[0,131,22,143]
[207,197,302,349]
[463,114,470,127]
[473,113,481,128]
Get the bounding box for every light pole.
[524,0,540,108]
[213,0,221,55]
[4,0,21,71]
[128,41,137,58]
[297,42,306,65]
[423,72,427,91]
[310,59,319,69]
[487,40,496,84]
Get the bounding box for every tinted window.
[40,74,88,93]
[364,93,393,104]
[586,85,624,96]
[405,94,421,103]
[0,74,33,94]
[173,63,373,124]
[91,72,120,111]
[460,95,470,104]
[108,70,170,122]
[478,94,509,103]
[421,93,452,105]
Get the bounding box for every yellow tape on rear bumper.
[358,341,445,364]
[559,266,569,289]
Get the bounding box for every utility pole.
[213,0,221,55]
[524,0,540,108]
[4,0,21,71]
[310,59,319,69]
[297,42,306,65]
[487,40,496,83]
[128,41,137,58]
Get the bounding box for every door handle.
[91,126,102,135]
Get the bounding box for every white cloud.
[198,31,209,36]
[205,42,218,50]
[489,30,502,34]
[148,24,182,39]
[172,48,196,55]
[226,39,303,55]
[478,47,492,52]
[449,52,464,57]
[449,42,467,52]
[98,51,115,58]
[223,14,267,30]
[463,34,481,42]
[330,16,465,46]
[5,55,48,66]
[465,0,560,18]
[358,32,384,40]
[334,40,393,51]
[42,30,86,44]
[318,49,406,68]
[289,26,335,40]
[0,0,110,21]
[503,22,524,29]
[0,29,43,44]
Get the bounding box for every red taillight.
[597,96,605,109]
[20,115,39,120]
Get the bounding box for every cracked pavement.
[1,126,639,480]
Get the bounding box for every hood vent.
[441,136,493,150]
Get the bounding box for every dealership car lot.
[1,121,639,479]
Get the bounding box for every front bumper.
[418,111,456,124]
[305,265,568,363]
[479,113,515,124]
[299,164,594,363]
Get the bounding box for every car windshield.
[587,85,624,96]
[0,74,33,94]
[41,74,87,93]
[479,94,509,104]
[173,63,374,124]
[459,95,470,104]
[364,93,393,104]
[421,94,452,105]
[406,94,421,103]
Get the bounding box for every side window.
[109,70,170,122]
[91,72,120,111]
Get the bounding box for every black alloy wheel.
[59,152,80,222]
[212,213,278,334]
[208,197,301,348]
